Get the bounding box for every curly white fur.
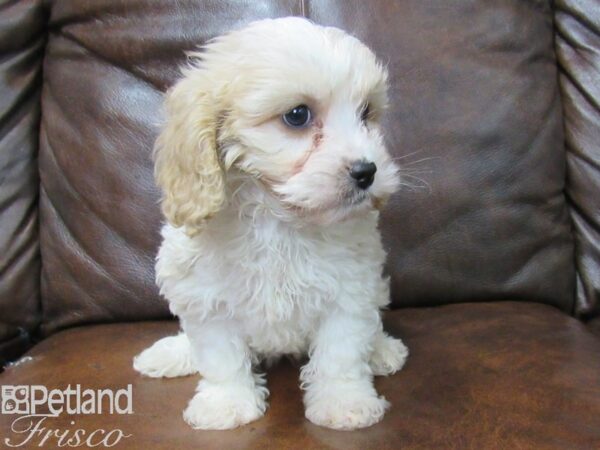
[133,17,408,431]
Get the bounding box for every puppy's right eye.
[282,105,312,128]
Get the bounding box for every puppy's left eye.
[361,103,370,123]
[283,105,312,128]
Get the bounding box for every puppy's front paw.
[369,335,409,376]
[184,380,268,430]
[304,381,389,430]
[133,334,196,378]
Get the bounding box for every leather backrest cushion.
[0,0,45,350]
[39,0,304,334]
[309,0,575,311]
[39,0,574,334]
[555,0,600,320]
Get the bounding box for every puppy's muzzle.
[349,160,377,190]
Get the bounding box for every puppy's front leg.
[301,310,389,430]
[181,317,268,430]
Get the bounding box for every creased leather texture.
[39,0,574,333]
[0,0,45,355]
[38,0,302,334]
[1,303,599,449]
[307,0,575,311]
[555,0,600,320]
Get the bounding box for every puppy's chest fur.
[156,210,388,356]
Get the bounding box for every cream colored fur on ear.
[154,70,225,236]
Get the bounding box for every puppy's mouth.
[294,189,380,219]
[345,189,370,206]
[338,183,389,212]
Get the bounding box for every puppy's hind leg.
[369,331,408,376]
[133,333,197,378]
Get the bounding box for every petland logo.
[1,385,133,447]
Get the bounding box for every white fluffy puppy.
[134,17,408,431]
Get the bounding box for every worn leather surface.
[313,0,575,312]
[38,0,575,334]
[38,0,303,335]
[555,0,600,320]
[588,317,600,339]
[1,302,599,449]
[0,0,45,355]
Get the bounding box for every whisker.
[390,149,427,161]
[397,156,440,166]
[398,168,434,175]
[399,173,432,193]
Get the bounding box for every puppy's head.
[155,17,400,235]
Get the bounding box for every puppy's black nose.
[349,160,377,190]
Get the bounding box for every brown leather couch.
[1,1,599,448]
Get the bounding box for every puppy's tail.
[133,333,196,378]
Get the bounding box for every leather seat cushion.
[1,302,599,449]
[587,317,600,340]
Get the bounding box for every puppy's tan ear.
[154,73,225,236]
